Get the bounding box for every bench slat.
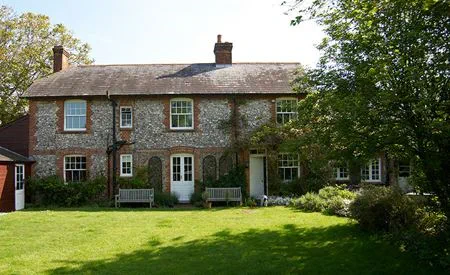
[206,187,242,203]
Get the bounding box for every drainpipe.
[107,91,118,195]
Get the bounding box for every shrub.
[291,192,325,212]
[154,192,179,207]
[267,196,293,206]
[190,191,204,207]
[319,186,356,201]
[349,185,418,232]
[28,176,107,207]
[244,197,257,208]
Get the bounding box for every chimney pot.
[52,45,70,73]
[217,34,222,43]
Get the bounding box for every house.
[22,35,393,202]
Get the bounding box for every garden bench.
[115,188,154,208]
[206,187,242,205]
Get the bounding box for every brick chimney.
[52,46,70,73]
[214,34,233,67]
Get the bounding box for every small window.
[335,166,349,180]
[64,155,87,182]
[361,158,381,182]
[170,99,193,129]
[15,164,25,190]
[278,153,299,182]
[276,98,298,125]
[120,107,133,128]
[64,100,87,131]
[120,154,133,177]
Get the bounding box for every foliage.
[117,166,151,189]
[244,197,257,207]
[198,165,247,198]
[292,185,356,216]
[28,175,107,206]
[291,192,325,212]
[267,196,294,206]
[285,0,450,214]
[349,185,419,231]
[189,191,207,208]
[154,192,179,208]
[0,5,93,125]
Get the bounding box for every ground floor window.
[120,154,133,177]
[64,156,87,182]
[361,158,381,182]
[278,153,299,182]
[335,166,349,180]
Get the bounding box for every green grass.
[0,207,443,274]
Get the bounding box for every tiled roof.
[0,146,33,163]
[23,63,300,97]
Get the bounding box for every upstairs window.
[120,154,133,177]
[276,98,297,125]
[64,100,86,131]
[361,158,381,182]
[170,99,193,129]
[64,155,87,182]
[278,153,299,182]
[120,106,133,128]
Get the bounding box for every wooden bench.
[115,188,154,208]
[206,187,242,205]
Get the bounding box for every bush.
[291,192,325,212]
[291,185,356,216]
[349,185,418,232]
[154,192,179,208]
[28,176,107,207]
[267,196,293,206]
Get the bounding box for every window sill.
[120,127,133,131]
[120,175,133,178]
[61,130,88,134]
[168,129,196,132]
[362,180,382,183]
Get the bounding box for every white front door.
[15,164,25,210]
[250,156,265,198]
[171,154,194,202]
[398,162,412,192]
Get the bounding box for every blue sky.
[2,0,323,67]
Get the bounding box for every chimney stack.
[52,46,70,73]
[214,34,232,67]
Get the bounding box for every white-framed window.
[170,98,193,129]
[278,153,300,182]
[361,158,381,182]
[120,106,133,128]
[276,98,298,125]
[64,100,87,131]
[335,166,349,180]
[64,155,87,182]
[15,164,25,190]
[120,154,133,177]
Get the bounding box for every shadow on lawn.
[23,206,233,212]
[48,223,437,275]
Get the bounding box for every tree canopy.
[0,6,93,125]
[282,0,449,213]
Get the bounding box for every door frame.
[15,163,25,211]
[170,153,195,202]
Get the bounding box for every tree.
[0,6,93,125]
[284,0,450,214]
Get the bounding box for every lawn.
[0,207,443,274]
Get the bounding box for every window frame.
[120,106,133,129]
[361,158,382,182]
[170,98,194,130]
[120,154,133,177]
[63,155,87,183]
[276,97,298,125]
[15,164,25,190]
[277,153,300,183]
[335,166,349,180]
[64,99,87,131]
